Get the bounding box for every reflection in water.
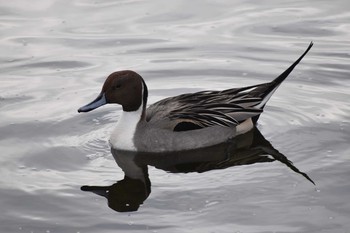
[81,127,314,212]
[81,174,150,212]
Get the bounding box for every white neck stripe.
[109,83,144,151]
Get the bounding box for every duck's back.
[145,88,264,132]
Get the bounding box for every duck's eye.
[113,84,121,90]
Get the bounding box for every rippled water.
[1,0,349,232]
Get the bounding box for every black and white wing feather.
[146,42,313,131]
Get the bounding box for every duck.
[78,42,313,153]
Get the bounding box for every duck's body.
[78,42,313,152]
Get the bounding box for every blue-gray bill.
[78,93,106,113]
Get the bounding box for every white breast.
[109,108,142,151]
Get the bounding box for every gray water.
[1,0,350,232]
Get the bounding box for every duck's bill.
[78,93,106,113]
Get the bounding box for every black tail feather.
[271,41,313,88]
[252,42,313,107]
[251,42,313,123]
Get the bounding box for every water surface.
[1,0,349,232]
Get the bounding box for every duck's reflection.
[81,127,314,212]
[81,173,150,212]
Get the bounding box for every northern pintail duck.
[78,42,313,152]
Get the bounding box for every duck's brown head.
[78,70,148,113]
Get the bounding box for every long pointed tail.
[271,41,313,88]
[254,42,314,109]
[251,42,313,124]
